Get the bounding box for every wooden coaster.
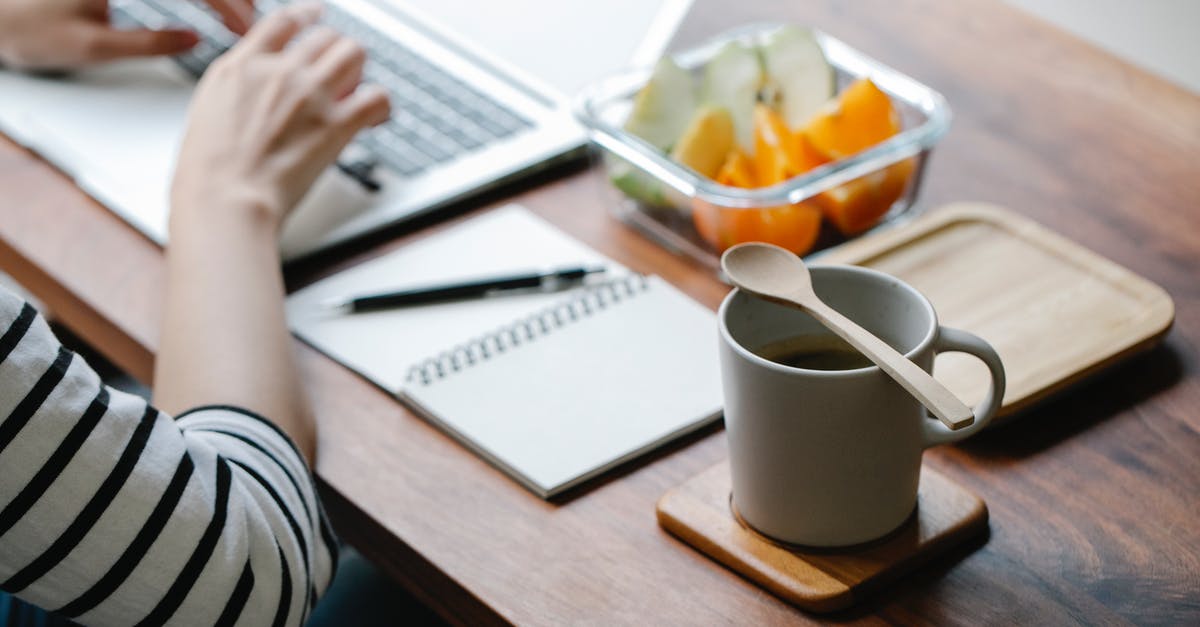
[656,462,988,613]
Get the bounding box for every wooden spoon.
[721,242,974,430]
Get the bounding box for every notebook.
[286,205,722,497]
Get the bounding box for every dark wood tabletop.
[2,0,1198,623]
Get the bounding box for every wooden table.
[2,0,1198,623]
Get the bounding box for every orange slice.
[715,149,756,188]
[692,198,822,255]
[788,128,831,176]
[738,203,823,254]
[803,78,900,159]
[752,104,791,186]
[816,156,916,235]
[752,105,830,184]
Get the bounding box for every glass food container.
[574,23,951,271]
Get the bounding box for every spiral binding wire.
[406,274,651,386]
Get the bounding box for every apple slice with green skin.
[701,41,762,153]
[615,57,696,208]
[623,57,696,150]
[609,158,668,206]
[760,26,834,129]
[670,106,735,179]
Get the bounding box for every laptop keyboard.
[110,0,534,182]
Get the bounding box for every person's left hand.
[0,0,255,71]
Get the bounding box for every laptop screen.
[391,0,693,98]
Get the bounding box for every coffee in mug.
[754,334,874,371]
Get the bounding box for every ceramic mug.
[718,264,1006,547]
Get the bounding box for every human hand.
[0,0,255,71]
[169,3,390,234]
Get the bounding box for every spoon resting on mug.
[721,242,974,430]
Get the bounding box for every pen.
[322,266,607,313]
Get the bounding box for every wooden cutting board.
[818,202,1174,418]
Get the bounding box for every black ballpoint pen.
[322,266,607,313]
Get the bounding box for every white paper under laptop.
[286,205,722,497]
[0,0,692,260]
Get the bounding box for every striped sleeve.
[0,287,337,626]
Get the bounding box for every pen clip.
[541,265,606,292]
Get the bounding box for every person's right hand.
[0,0,256,71]
[169,3,391,235]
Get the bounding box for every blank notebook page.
[401,275,721,496]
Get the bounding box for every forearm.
[153,202,316,463]
[150,4,385,467]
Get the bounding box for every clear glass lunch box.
[574,23,952,270]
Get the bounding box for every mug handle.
[921,326,1007,447]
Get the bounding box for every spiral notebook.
[286,205,722,497]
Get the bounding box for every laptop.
[0,0,691,260]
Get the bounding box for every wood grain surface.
[1,0,1198,624]
[656,462,989,614]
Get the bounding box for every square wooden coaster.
[656,462,989,613]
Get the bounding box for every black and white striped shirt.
[0,286,337,626]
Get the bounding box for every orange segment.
[803,78,900,159]
[816,156,916,235]
[788,128,831,175]
[695,150,755,250]
[715,149,756,188]
[752,104,791,185]
[692,198,822,255]
[877,156,916,210]
[752,105,831,183]
[741,203,823,254]
[815,176,880,236]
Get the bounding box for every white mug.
[718,264,1006,547]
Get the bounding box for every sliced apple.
[700,41,762,152]
[609,159,668,206]
[670,106,735,179]
[623,57,696,151]
[760,25,834,129]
